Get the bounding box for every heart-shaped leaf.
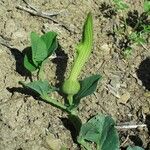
[78,114,119,150]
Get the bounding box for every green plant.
[62,12,93,106]
[21,13,115,150]
[19,12,145,150]
[110,0,150,58]
[24,31,58,80]
[21,13,101,114]
[112,0,129,11]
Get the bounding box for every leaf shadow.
[126,10,150,32]
[52,45,69,104]
[129,135,143,147]
[99,2,117,19]
[9,47,32,79]
[136,57,150,90]
[60,117,78,143]
[6,87,38,99]
[145,114,150,134]
[52,45,68,88]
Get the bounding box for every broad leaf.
[78,114,119,150]
[41,31,58,56]
[24,48,37,72]
[73,74,101,107]
[23,80,56,96]
[127,146,144,150]
[30,32,47,65]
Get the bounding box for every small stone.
[120,92,130,104]
[12,29,27,40]
[100,43,110,55]
[142,106,149,114]
[45,133,62,150]
[110,75,121,90]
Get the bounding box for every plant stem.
[40,94,68,112]
[67,95,73,105]
[38,63,46,81]
[79,140,92,150]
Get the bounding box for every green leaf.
[30,32,47,66]
[123,47,132,58]
[144,1,150,13]
[142,25,150,34]
[24,48,37,72]
[78,114,119,150]
[41,31,58,56]
[22,80,56,96]
[127,146,144,150]
[30,32,58,67]
[113,0,129,11]
[73,74,101,106]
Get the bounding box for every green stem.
[97,144,100,150]
[38,63,46,81]
[40,94,68,112]
[79,140,92,150]
[67,95,73,105]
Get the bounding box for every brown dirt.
[0,0,150,150]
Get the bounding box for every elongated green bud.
[62,13,93,104]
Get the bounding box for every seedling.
[24,31,58,80]
[112,0,129,11]
[18,12,144,150]
[106,0,150,58]
[20,13,117,150]
[21,13,101,113]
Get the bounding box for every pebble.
[45,133,62,150]
[100,43,111,56]
[119,92,130,104]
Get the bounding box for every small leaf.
[24,48,37,72]
[113,0,129,11]
[127,146,144,150]
[123,47,132,58]
[144,1,150,13]
[73,74,101,106]
[22,80,56,96]
[30,32,47,65]
[78,114,119,150]
[41,31,58,56]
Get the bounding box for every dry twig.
[115,123,147,129]
[16,0,74,33]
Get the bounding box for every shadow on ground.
[136,57,150,90]
[52,45,68,88]
[9,47,31,77]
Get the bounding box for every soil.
[0,0,150,150]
